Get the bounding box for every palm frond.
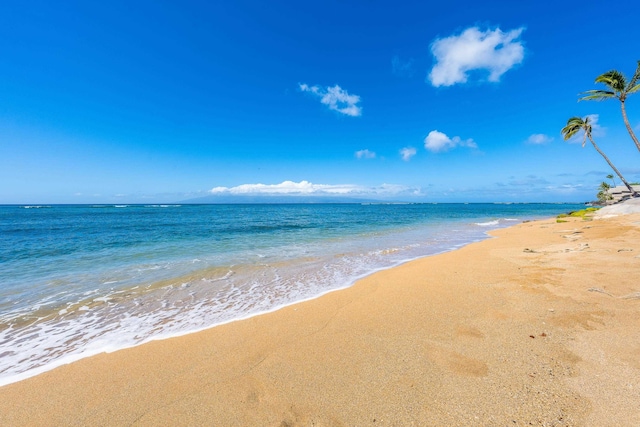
[595,70,627,92]
[561,126,578,140]
[561,117,584,140]
[579,89,616,101]
[628,83,640,94]
[561,116,592,147]
[627,60,640,90]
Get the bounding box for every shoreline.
[0,221,493,389]
[1,211,639,425]
[0,209,540,389]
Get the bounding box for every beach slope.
[1,211,639,426]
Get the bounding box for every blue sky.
[1,0,639,204]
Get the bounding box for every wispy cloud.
[391,56,415,77]
[400,147,417,161]
[426,180,587,201]
[355,149,376,159]
[526,134,553,144]
[424,130,477,153]
[508,175,550,186]
[501,175,583,195]
[545,183,584,193]
[210,180,420,196]
[299,83,362,117]
[585,170,611,176]
[428,26,525,87]
[620,167,640,175]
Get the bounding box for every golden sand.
[1,213,639,426]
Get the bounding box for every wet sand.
[1,212,639,426]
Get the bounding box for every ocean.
[0,202,583,386]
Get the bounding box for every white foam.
[475,220,500,226]
[0,217,532,388]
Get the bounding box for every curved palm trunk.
[588,135,638,197]
[621,100,640,152]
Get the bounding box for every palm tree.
[597,182,613,204]
[606,173,616,187]
[579,61,640,152]
[561,116,637,196]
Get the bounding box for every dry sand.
[1,211,639,426]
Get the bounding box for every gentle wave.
[475,219,500,226]
[0,203,582,386]
[474,217,522,227]
[0,225,488,386]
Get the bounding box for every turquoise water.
[0,203,582,385]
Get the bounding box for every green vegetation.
[567,61,640,202]
[597,181,613,204]
[580,61,640,152]
[557,207,599,222]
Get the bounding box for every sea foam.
[0,203,583,386]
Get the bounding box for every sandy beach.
[1,209,639,426]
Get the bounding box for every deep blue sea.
[0,203,583,386]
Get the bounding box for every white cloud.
[424,130,477,153]
[545,183,584,193]
[299,83,362,117]
[588,114,602,131]
[428,26,525,87]
[355,149,376,159]
[392,56,415,77]
[400,147,417,161]
[526,134,553,144]
[210,180,419,196]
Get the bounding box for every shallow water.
[0,203,582,385]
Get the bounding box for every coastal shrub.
[557,207,599,221]
[569,210,589,217]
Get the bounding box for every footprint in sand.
[426,346,488,377]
